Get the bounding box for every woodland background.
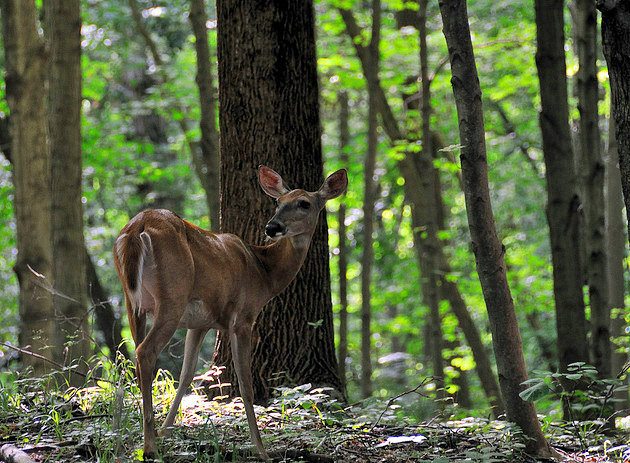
[0,0,629,461]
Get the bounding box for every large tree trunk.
[438,0,552,456]
[575,0,611,378]
[605,116,629,411]
[337,91,350,392]
[359,0,381,399]
[46,0,91,381]
[211,0,343,402]
[1,0,57,375]
[534,0,590,378]
[189,0,220,230]
[600,0,630,246]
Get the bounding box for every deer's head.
[258,165,348,240]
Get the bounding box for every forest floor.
[0,376,629,463]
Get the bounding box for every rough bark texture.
[189,0,220,229]
[340,7,504,417]
[534,0,590,376]
[212,0,343,402]
[359,0,381,399]
[2,0,57,375]
[46,0,91,380]
[575,0,611,378]
[600,0,630,246]
[337,92,350,392]
[605,116,629,410]
[438,0,552,455]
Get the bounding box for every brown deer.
[113,166,348,460]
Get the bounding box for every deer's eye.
[298,200,311,210]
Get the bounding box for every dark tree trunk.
[600,0,630,248]
[337,91,350,392]
[359,0,381,399]
[85,249,130,360]
[575,0,611,378]
[605,116,629,410]
[1,0,57,375]
[189,0,220,229]
[46,0,90,381]
[211,0,343,403]
[534,0,590,378]
[438,0,552,456]
[417,0,444,400]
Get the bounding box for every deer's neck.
[252,233,313,298]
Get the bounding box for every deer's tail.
[114,230,152,344]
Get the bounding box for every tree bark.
[599,0,630,247]
[189,0,221,230]
[1,0,57,375]
[45,0,91,381]
[605,116,629,410]
[438,0,552,456]
[337,91,350,392]
[211,0,343,402]
[534,0,590,378]
[575,0,611,378]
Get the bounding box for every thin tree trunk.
[438,0,552,456]
[337,91,350,391]
[189,0,220,229]
[46,0,90,381]
[340,7,504,416]
[417,0,444,400]
[599,0,630,247]
[575,0,611,378]
[605,116,629,411]
[211,0,343,402]
[1,0,57,375]
[534,0,590,379]
[359,0,381,399]
[85,249,130,360]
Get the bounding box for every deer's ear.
[317,169,348,202]
[258,165,290,198]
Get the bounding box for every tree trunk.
[337,91,350,392]
[189,0,220,230]
[417,0,444,400]
[85,248,130,360]
[1,0,57,375]
[359,0,381,399]
[438,0,552,456]
[600,0,630,247]
[445,335,473,409]
[211,0,343,403]
[575,0,611,378]
[534,0,590,378]
[45,0,91,381]
[605,116,629,411]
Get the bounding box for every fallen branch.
[0,444,36,463]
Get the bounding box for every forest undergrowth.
[0,357,628,463]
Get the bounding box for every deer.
[113,165,348,460]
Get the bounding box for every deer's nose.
[265,220,287,238]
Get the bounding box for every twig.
[369,379,431,431]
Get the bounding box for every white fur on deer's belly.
[178,299,214,329]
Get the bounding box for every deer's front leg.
[230,325,269,460]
